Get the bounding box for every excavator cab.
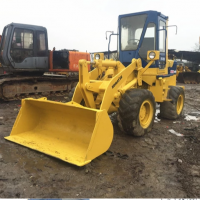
[0,23,49,72]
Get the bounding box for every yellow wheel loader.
[5,11,185,166]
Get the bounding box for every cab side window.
[159,20,166,69]
[10,28,33,63]
[159,20,166,52]
[36,31,47,56]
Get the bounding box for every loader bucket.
[5,98,113,166]
[177,72,200,84]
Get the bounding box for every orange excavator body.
[48,51,90,72]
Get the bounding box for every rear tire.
[118,89,156,136]
[160,86,184,119]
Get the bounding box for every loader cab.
[119,10,168,70]
[0,23,49,73]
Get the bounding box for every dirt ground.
[0,84,200,198]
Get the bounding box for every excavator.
[5,11,185,166]
[0,23,90,100]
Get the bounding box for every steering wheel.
[128,39,139,45]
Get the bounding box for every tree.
[193,42,200,52]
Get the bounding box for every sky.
[0,0,200,53]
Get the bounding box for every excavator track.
[0,74,78,101]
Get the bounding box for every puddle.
[184,111,200,121]
[184,114,200,121]
[188,112,200,116]
[173,121,181,124]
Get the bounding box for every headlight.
[149,51,156,59]
[95,54,100,60]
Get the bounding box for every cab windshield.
[120,14,147,51]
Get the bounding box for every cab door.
[9,27,36,69]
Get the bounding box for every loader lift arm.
[73,55,157,113]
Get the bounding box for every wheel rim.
[139,100,153,129]
[177,94,184,114]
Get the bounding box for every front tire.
[118,89,156,136]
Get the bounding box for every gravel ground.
[0,84,200,198]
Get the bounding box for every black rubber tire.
[160,86,184,120]
[117,89,156,137]
[109,112,118,124]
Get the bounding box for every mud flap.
[5,98,113,166]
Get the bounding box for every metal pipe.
[108,33,119,59]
